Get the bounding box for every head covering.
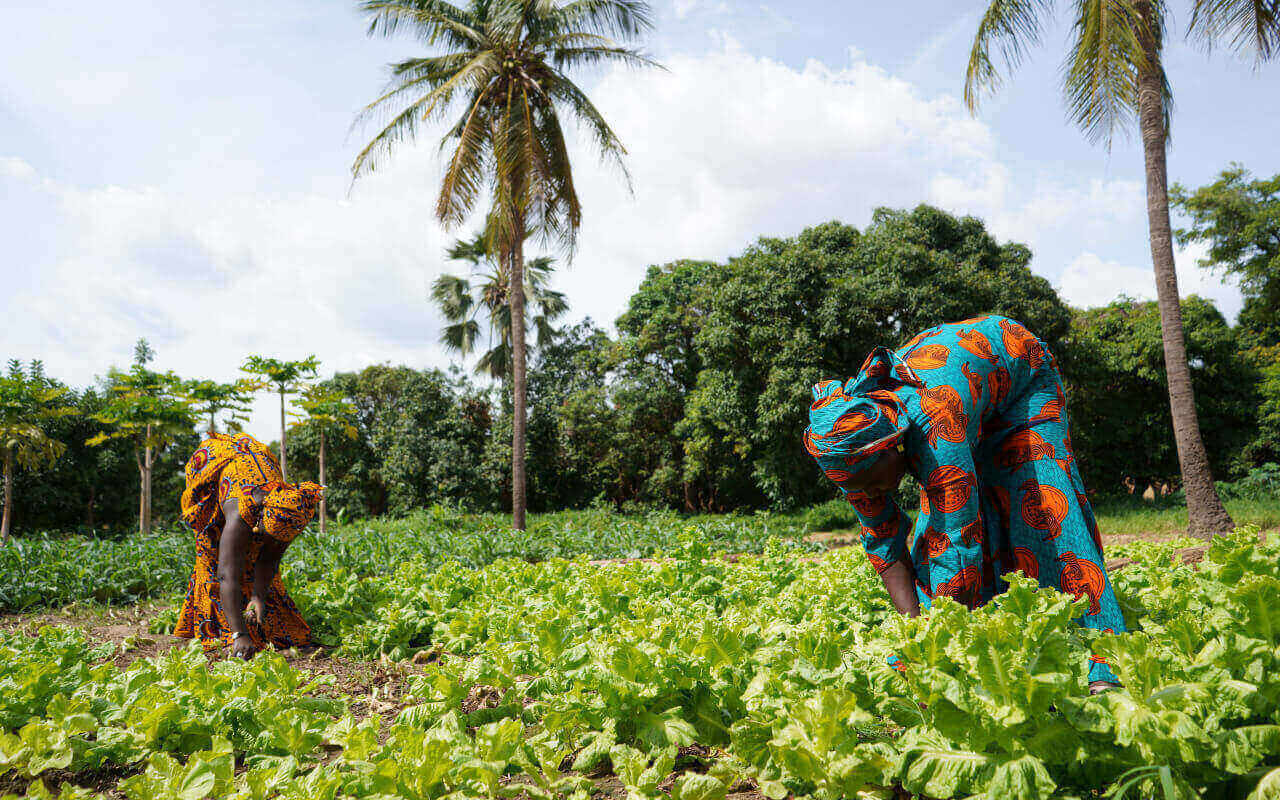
[183,433,323,545]
[257,481,324,544]
[804,347,918,482]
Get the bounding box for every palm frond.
[964,0,1058,111]
[477,343,512,381]
[441,319,482,355]
[437,85,498,226]
[1188,0,1280,60]
[352,52,500,179]
[525,255,556,284]
[431,273,475,320]
[447,231,494,265]
[544,0,655,40]
[542,70,629,181]
[550,45,664,72]
[360,0,486,50]
[533,288,569,320]
[1063,0,1160,148]
[533,315,561,348]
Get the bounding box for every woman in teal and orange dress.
[804,314,1125,693]
[174,432,322,659]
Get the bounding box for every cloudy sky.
[3,0,1276,432]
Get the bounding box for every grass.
[1091,495,1280,539]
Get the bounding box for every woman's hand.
[231,633,256,660]
[245,595,266,625]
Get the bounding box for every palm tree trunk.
[1135,1,1234,539]
[509,226,528,531]
[209,410,217,434]
[279,388,288,483]
[1,447,12,543]
[318,428,327,536]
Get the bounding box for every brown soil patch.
[0,600,423,731]
[0,763,139,799]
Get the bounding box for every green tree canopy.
[1172,165,1280,348]
[242,355,319,482]
[0,361,77,540]
[612,206,1072,510]
[181,378,254,434]
[1061,296,1259,492]
[89,344,194,535]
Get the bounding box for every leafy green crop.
[0,506,818,612]
[7,528,1280,798]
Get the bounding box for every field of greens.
[0,507,823,612]
[5,526,1280,798]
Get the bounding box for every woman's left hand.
[246,595,266,625]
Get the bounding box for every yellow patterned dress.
[174,433,322,652]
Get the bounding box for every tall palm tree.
[432,231,568,382]
[964,0,1280,538]
[353,0,657,529]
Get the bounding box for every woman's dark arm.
[217,500,255,658]
[251,537,288,607]
[881,558,922,618]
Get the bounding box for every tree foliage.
[1061,296,1259,490]
[1172,165,1280,348]
[637,207,1071,509]
[432,232,568,382]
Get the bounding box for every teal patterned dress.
[805,315,1125,684]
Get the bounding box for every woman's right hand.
[231,633,256,660]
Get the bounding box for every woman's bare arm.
[251,537,288,605]
[217,499,253,652]
[881,558,922,618]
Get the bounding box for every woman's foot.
[1089,680,1121,695]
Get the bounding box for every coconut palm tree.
[964,0,1280,538]
[352,0,657,530]
[433,231,568,382]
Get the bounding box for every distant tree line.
[4,195,1277,533]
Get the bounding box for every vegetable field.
[0,508,821,612]
[4,524,1280,798]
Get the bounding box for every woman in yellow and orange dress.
[174,432,322,659]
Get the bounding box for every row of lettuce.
[4,529,1280,798]
[0,506,825,612]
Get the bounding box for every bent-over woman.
[804,315,1126,692]
[174,432,322,659]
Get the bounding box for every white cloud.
[1058,247,1242,318]
[0,39,1244,436]
[673,0,699,19]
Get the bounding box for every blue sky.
[2,0,1273,431]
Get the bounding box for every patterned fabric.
[808,315,1127,684]
[174,433,319,652]
[804,349,913,479]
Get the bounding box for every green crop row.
[0,506,819,612]
[11,528,1280,798]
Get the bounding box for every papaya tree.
[88,342,194,536]
[241,355,319,482]
[182,378,254,434]
[290,385,356,534]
